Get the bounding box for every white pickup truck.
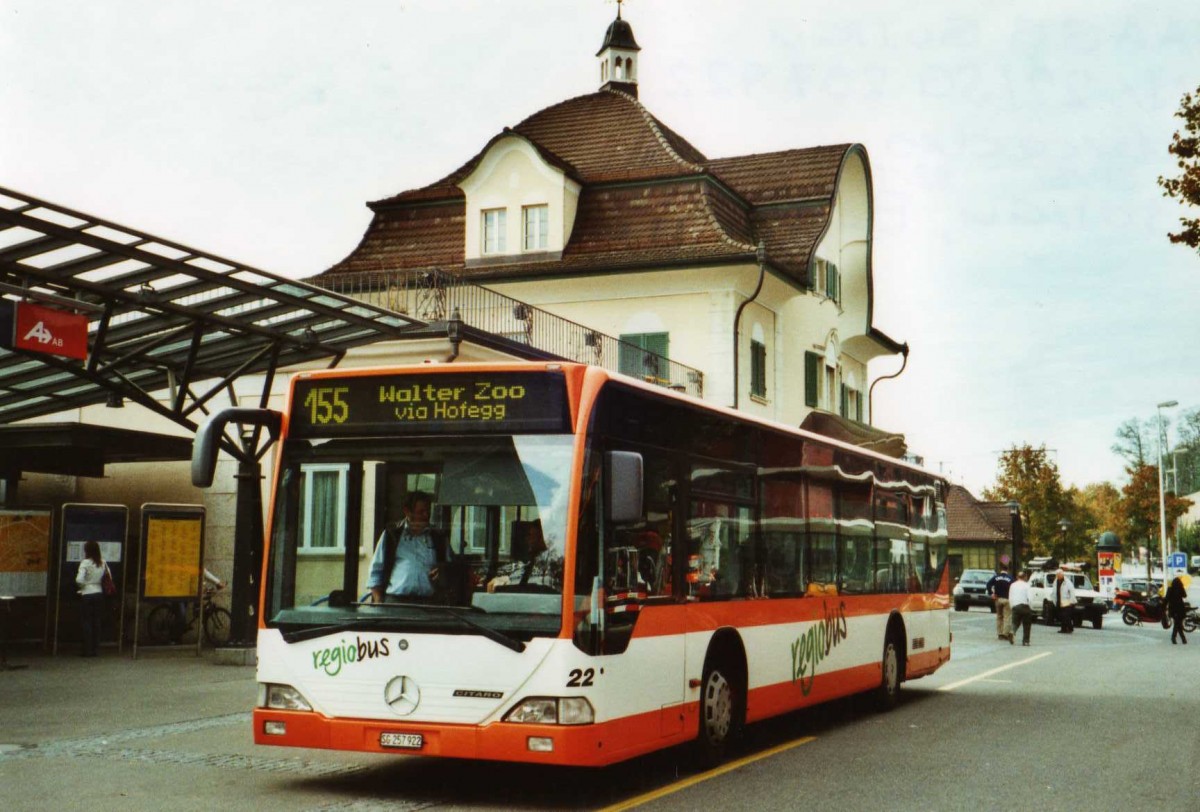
[1027,570,1107,629]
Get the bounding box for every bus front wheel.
[696,659,743,767]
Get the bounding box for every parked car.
[953,569,996,612]
[1028,569,1107,629]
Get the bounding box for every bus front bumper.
[253,708,616,765]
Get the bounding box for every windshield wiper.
[278,617,391,644]
[277,604,526,652]
[421,605,527,653]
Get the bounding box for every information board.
[60,504,128,597]
[141,506,205,600]
[289,370,569,438]
[0,509,52,597]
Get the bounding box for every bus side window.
[761,478,804,597]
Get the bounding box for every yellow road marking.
[597,735,817,812]
[937,651,1052,692]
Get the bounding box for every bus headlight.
[260,683,313,711]
[504,697,594,725]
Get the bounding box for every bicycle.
[146,585,232,646]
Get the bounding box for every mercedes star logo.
[384,675,420,716]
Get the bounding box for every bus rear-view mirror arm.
[192,407,283,487]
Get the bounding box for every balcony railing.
[314,269,703,398]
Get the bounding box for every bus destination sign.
[289,371,569,438]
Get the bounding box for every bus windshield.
[264,432,576,644]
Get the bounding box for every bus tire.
[875,634,902,712]
[696,657,743,768]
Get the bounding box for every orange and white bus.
[193,362,951,767]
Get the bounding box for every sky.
[3,0,1199,495]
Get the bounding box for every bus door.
[599,449,687,737]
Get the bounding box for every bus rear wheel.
[696,660,742,767]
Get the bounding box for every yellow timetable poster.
[143,516,203,598]
[0,510,52,597]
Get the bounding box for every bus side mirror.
[606,450,643,524]
[191,407,282,487]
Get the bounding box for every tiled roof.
[510,91,707,182]
[328,201,464,275]
[947,485,1012,543]
[750,204,830,282]
[705,145,850,204]
[320,90,856,289]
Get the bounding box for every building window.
[299,464,348,552]
[811,258,840,304]
[804,351,819,408]
[750,339,767,399]
[619,332,669,381]
[482,208,507,255]
[826,261,840,303]
[522,205,548,251]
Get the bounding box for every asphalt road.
[2,609,1197,811]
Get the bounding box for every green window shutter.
[750,340,766,398]
[826,261,839,300]
[805,351,819,407]
[839,383,848,417]
[619,332,669,379]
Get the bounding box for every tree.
[1158,84,1200,254]
[983,445,1072,558]
[1177,520,1200,559]
[1118,462,1193,561]
[1173,407,1200,495]
[1111,417,1153,469]
[1077,481,1122,537]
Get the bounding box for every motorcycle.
[1121,593,1168,627]
[1183,605,1199,634]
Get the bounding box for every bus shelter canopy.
[0,185,433,437]
[0,422,193,478]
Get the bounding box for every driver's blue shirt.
[367,525,436,598]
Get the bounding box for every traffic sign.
[1168,552,1187,569]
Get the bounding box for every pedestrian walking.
[1165,576,1188,645]
[987,566,1015,641]
[1008,569,1034,646]
[1054,568,1076,634]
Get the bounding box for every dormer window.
[523,205,549,251]
[459,134,580,266]
[481,208,507,254]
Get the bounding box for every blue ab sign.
[1168,552,1188,570]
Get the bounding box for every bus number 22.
[566,668,595,687]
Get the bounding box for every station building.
[0,11,914,647]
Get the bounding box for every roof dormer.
[458,133,582,267]
[597,6,640,97]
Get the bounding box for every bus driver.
[367,492,450,602]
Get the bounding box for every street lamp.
[1157,399,1178,585]
[1007,501,1022,572]
[1057,518,1071,562]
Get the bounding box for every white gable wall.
[458,136,581,261]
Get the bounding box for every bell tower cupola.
[596,3,640,97]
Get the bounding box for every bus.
[192,362,951,767]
